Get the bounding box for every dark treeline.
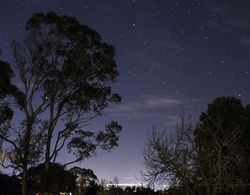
[76,185,160,195]
[0,170,161,195]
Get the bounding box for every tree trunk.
[45,130,52,170]
[44,128,53,193]
[45,98,55,171]
[21,168,28,195]
[21,116,33,195]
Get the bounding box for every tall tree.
[0,12,122,195]
[195,97,250,194]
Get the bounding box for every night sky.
[0,0,250,184]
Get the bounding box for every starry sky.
[0,0,250,184]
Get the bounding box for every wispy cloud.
[105,96,181,120]
[144,97,180,108]
[105,96,207,123]
[124,176,134,180]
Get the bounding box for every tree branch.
[0,134,18,150]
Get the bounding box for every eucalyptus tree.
[0,12,122,195]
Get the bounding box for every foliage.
[69,166,97,183]
[0,12,122,195]
[27,162,76,193]
[13,11,122,166]
[0,58,24,167]
[69,166,97,194]
[143,97,250,195]
[195,96,250,194]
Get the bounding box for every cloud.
[105,96,181,119]
[105,96,208,122]
[144,97,180,108]
[109,96,181,111]
[124,176,134,180]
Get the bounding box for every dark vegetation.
[0,12,121,195]
[143,97,250,195]
[0,173,21,194]
[0,12,249,195]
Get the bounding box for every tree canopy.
[28,163,76,193]
[195,96,250,194]
[143,97,250,195]
[0,12,122,195]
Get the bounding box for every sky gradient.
[0,0,250,184]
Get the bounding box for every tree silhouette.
[27,162,76,193]
[0,57,24,159]
[69,166,97,193]
[143,115,196,194]
[0,173,21,195]
[195,96,250,194]
[143,97,250,194]
[0,12,122,195]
